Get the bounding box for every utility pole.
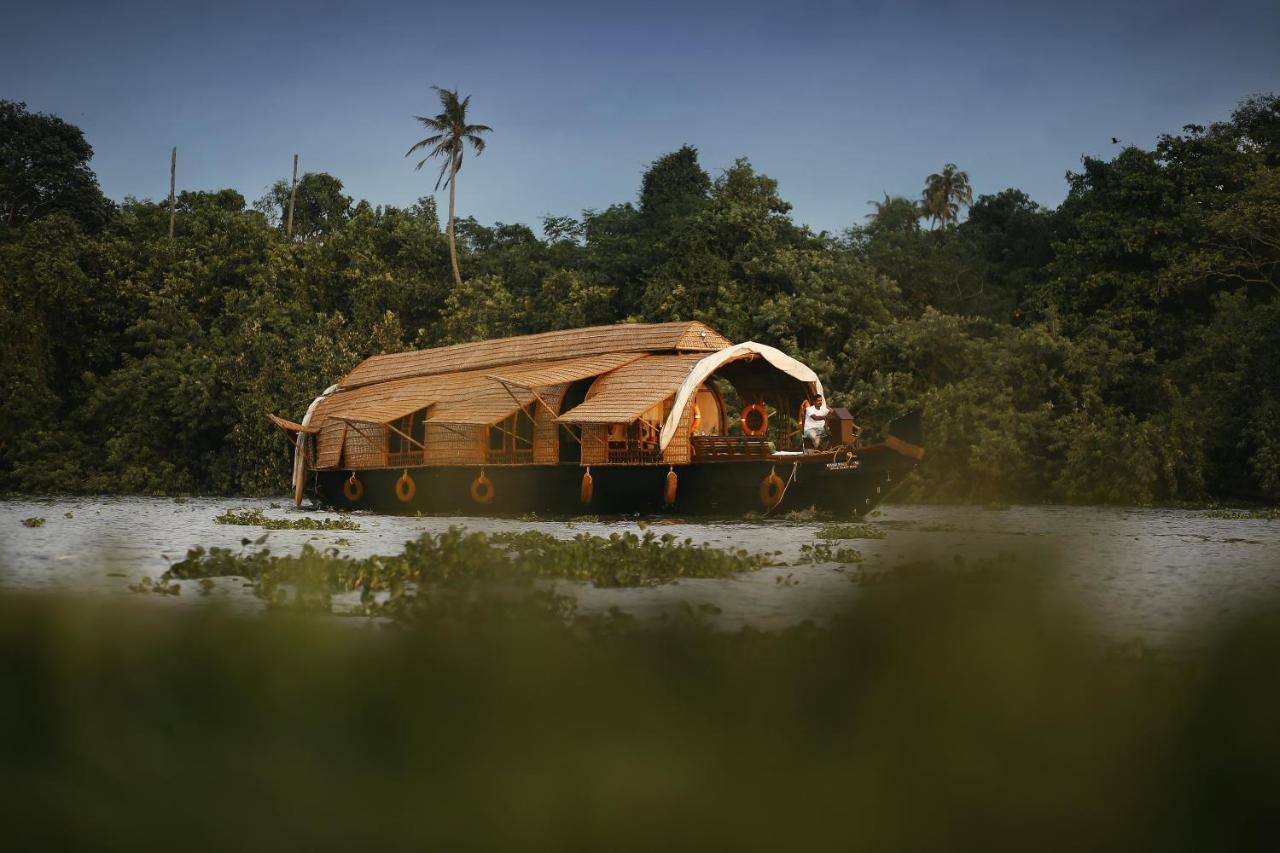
[286,154,298,239]
[168,147,177,239]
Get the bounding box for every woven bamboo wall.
[315,420,347,469]
[580,424,610,466]
[532,383,568,464]
[341,422,387,468]
[662,399,696,465]
[425,423,485,465]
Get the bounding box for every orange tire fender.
[395,470,416,503]
[759,467,785,509]
[470,470,495,505]
[580,468,594,505]
[343,472,364,503]
[664,467,678,505]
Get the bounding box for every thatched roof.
[486,352,645,389]
[557,355,706,424]
[315,367,533,429]
[339,321,731,390]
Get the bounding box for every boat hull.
[308,445,918,517]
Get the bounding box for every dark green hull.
[311,444,918,517]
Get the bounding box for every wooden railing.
[692,435,775,459]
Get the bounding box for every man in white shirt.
[802,394,830,450]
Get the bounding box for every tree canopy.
[1,94,1277,504]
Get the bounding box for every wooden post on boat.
[168,147,177,239]
[286,154,298,239]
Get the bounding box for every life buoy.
[470,471,495,504]
[759,467,785,508]
[343,472,364,502]
[799,399,811,428]
[664,467,678,505]
[691,402,702,432]
[580,468,593,505]
[741,403,768,436]
[395,470,416,503]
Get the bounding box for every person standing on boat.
[802,394,830,450]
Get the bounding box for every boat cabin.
[275,322,831,479]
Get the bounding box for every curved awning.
[558,355,704,424]
[658,342,822,451]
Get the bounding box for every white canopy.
[658,342,823,451]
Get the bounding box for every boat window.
[488,406,535,464]
[388,410,427,467]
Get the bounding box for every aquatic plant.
[800,541,864,563]
[214,508,360,530]
[21,517,45,528]
[163,526,771,617]
[128,576,180,596]
[1202,509,1279,520]
[815,524,886,540]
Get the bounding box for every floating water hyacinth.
[214,508,360,530]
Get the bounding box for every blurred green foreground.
[2,552,1279,852]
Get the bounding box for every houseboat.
[270,321,924,516]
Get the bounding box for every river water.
[2,497,1277,646]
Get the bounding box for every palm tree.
[865,193,922,231]
[406,86,492,289]
[920,164,973,229]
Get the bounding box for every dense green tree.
[865,194,922,233]
[0,100,111,229]
[639,145,711,225]
[256,172,352,240]
[406,87,492,290]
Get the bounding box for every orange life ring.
[395,470,416,503]
[691,402,702,432]
[470,472,495,504]
[580,468,593,505]
[664,468,678,505]
[741,402,768,436]
[343,472,364,503]
[759,468,785,508]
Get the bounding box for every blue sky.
[6,0,1278,234]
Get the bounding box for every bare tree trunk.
[447,152,462,290]
[168,147,177,239]
[286,154,298,239]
